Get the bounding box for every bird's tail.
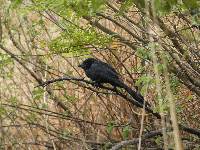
[116,81,151,108]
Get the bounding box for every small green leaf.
[10,0,23,8]
[32,88,45,100]
[122,125,132,139]
[154,0,178,15]
[183,0,199,9]
[136,75,153,86]
[136,47,151,60]
[187,95,193,100]
[63,93,77,103]
[107,122,114,134]
[9,96,18,105]
[0,105,6,118]
[26,112,38,123]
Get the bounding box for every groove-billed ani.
[78,58,150,107]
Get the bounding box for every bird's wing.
[94,63,119,78]
[96,60,120,76]
[88,62,121,85]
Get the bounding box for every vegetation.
[0,0,199,149]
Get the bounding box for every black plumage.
[79,58,150,107]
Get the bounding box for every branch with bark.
[35,76,200,138]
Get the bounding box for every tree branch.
[36,76,161,119]
[110,130,162,150]
[36,76,200,138]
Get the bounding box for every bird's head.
[78,58,97,70]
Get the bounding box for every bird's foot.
[92,82,101,88]
[112,86,119,92]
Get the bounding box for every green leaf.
[155,136,162,145]
[32,88,45,100]
[67,0,106,17]
[187,94,193,100]
[122,125,132,139]
[136,75,154,86]
[10,0,23,8]
[136,47,151,60]
[133,0,145,8]
[107,122,114,134]
[49,26,111,55]
[182,0,199,9]
[0,53,14,78]
[169,75,180,94]
[0,105,6,118]
[63,93,77,103]
[119,0,135,13]
[154,0,178,15]
[9,96,18,105]
[38,103,48,109]
[26,112,38,123]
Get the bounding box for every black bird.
[78,58,150,107]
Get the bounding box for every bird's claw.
[92,82,101,88]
